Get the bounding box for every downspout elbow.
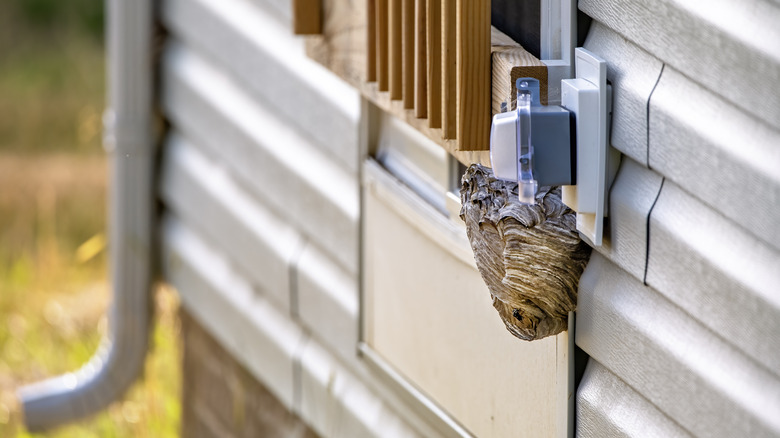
[17,0,154,431]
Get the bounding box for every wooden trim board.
[306,1,548,162]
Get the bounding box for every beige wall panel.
[363,161,570,437]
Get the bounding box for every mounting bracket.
[561,48,619,246]
[489,48,618,247]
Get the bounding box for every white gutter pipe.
[18,0,154,431]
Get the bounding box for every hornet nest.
[460,164,591,341]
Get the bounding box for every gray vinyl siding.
[160,133,304,313]
[161,213,304,410]
[647,181,780,373]
[582,23,662,166]
[156,0,423,435]
[577,361,691,438]
[160,42,359,272]
[155,0,780,435]
[649,68,780,251]
[162,0,361,174]
[578,254,780,437]
[575,1,780,436]
[580,0,780,130]
[591,157,662,280]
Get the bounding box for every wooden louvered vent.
[371,0,490,150]
[294,0,548,160]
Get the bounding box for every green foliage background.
[0,1,181,437]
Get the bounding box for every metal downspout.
[17,0,154,431]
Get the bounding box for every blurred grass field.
[0,1,181,436]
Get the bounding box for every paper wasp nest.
[460,164,591,341]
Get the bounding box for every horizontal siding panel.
[583,23,663,165]
[647,181,780,374]
[161,215,419,436]
[577,360,691,438]
[579,0,780,131]
[160,133,304,312]
[577,253,780,438]
[251,0,292,25]
[160,214,304,410]
[161,42,360,273]
[298,338,421,438]
[295,243,359,366]
[162,0,361,173]
[649,67,780,252]
[595,157,663,280]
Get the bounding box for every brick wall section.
[181,310,319,438]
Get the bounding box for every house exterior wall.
[154,0,780,436]
[158,0,453,435]
[158,0,574,434]
[574,2,780,436]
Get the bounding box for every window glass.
[492,0,542,58]
[491,0,591,60]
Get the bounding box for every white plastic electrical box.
[561,48,619,246]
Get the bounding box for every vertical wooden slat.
[426,0,441,127]
[367,0,377,82]
[456,0,490,150]
[414,0,427,118]
[402,0,415,108]
[376,0,389,90]
[389,0,403,99]
[441,0,456,139]
[292,0,321,34]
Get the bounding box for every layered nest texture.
[460,164,591,341]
